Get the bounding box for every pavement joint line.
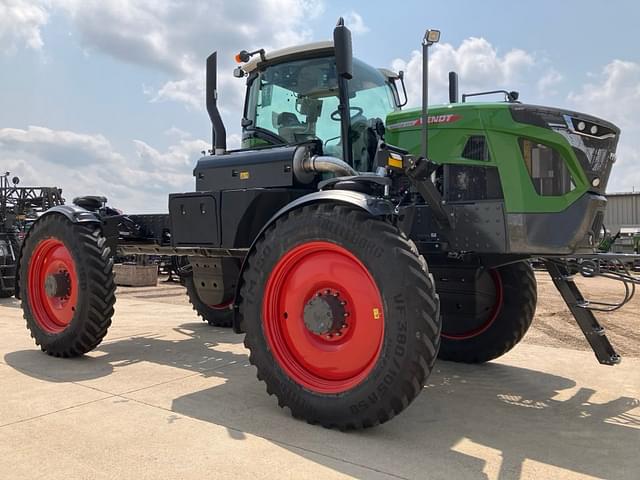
[113,356,251,395]
[97,332,159,344]
[113,359,243,396]
[1,351,243,400]
[267,438,412,480]
[117,393,409,480]
[0,395,117,429]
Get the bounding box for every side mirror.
[333,17,353,80]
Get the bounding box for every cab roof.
[242,41,334,73]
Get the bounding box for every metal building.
[604,192,640,232]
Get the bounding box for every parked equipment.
[17,19,637,428]
[0,173,64,297]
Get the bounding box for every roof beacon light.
[234,49,265,64]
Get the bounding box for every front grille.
[557,129,618,187]
[510,105,620,193]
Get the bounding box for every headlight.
[592,177,601,188]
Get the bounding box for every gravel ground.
[118,270,640,358]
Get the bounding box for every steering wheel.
[330,106,364,122]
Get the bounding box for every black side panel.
[221,189,311,248]
[410,201,508,254]
[506,193,605,254]
[169,192,220,246]
[194,146,297,191]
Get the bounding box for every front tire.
[19,214,116,357]
[240,204,440,429]
[436,261,536,363]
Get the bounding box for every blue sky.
[0,0,638,211]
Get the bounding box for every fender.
[14,205,101,299]
[41,205,102,224]
[232,190,396,333]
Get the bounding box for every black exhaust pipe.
[448,71,459,103]
[206,52,227,155]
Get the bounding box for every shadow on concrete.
[5,322,640,480]
[0,297,21,309]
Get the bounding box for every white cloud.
[147,76,203,111]
[391,37,540,105]
[0,125,209,211]
[537,69,563,96]
[343,11,369,35]
[0,0,49,53]
[568,60,640,127]
[51,0,324,114]
[568,60,640,193]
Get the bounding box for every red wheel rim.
[441,269,503,340]
[262,241,384,394]
[27,238,79,334]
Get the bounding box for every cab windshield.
[244,56,397,169]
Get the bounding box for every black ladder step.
[544,260,621,366]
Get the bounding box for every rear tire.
[183,275,233,327]
[240,204,440,429]
[19,214,116,357]
[437,261,536,363]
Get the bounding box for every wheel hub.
[44,272,71,299]
[303,289,349,337]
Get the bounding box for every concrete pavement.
[1,294,639,480]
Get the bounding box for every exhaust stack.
[448,71,459,103]
[421,29,440,159]
[206,52,227,155]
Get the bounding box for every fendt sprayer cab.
[234,38,619,256]
[17,18,636,430]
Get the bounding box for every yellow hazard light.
[387,154,403,169]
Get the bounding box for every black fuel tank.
[194,145,299,191]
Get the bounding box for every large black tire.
[437,261,536,363]
[19,214,116,357]
[239,204,440,429]
[183,275,233,327]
